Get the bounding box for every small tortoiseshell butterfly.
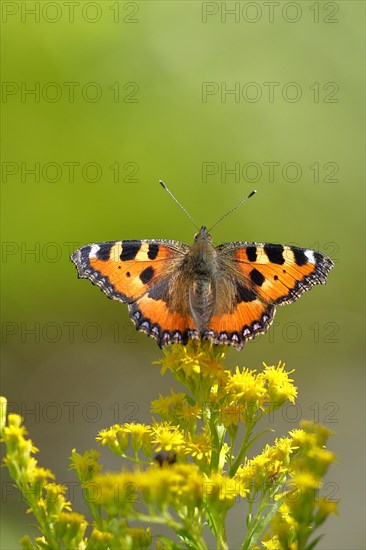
[71,183,333,350]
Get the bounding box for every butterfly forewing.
[217,241,334,306]
[71,239,188,303]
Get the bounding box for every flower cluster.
[262,422,338,550]
[1,404,87,550]
[1,343,337,550]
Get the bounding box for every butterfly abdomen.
[189,276,216,333]
[186,237,218,332]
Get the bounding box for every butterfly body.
[71,226,333,350]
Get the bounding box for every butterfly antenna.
[160,180,199,229]
[208,190,257,232]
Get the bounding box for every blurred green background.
[1,1,364,548]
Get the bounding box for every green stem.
[18,485,60,549]
[218,521,228,550]
[229,423,254,477]
[206,507,228,550]
[209,413,221,472]
[242,482,286,550]
[135,512,208,550]
[121,454,152,465]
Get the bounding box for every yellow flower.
[94,464,204,515]
[156,344,202,376]
[96,424,127,455]
[97,423,153,458]
[287,472,320,501]
[44,483,72,515]
[225,367,267,418]
[278,503,298,526]
[219,402,243,428]
[151,422,185,452]
[123,423,153,456]
[182,432,211,465]
[261,362,297,407]
[314,497,338,525]
[288,428,309,444]
[299,420,333,446]
[235,439,293,494]
[262,535,282,550]
[152,391,201,431]
[53,511,88,546]
[219,442,230,471]
[155,341,226,382]
[151,391,187,418]
[203,472,240,511]
[125,527,152,549]
[30,466,55,486]
[2,414,31,453]
[88,528,113,546]
[69,449,101,483]
[234,463,255,497]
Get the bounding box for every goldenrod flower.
[314,498,338,526]
[151,422,185,452]
[123,423,154,457]
[262,535,282,550]
[152,391,201,432]
[94,464,204,516]
[225,367,266,406]
[203,471,240,512]
[96,424,128,455]
[53,511,87,546]
[97,423,153,459]
[1,347,337,550]
[261,362,298,407]
[182,431,211,466]
[152,391,187,418]
[69,449,101,483]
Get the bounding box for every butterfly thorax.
[189,226,216,273]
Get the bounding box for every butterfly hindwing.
[204,299,276,350]
[129,298,197,347]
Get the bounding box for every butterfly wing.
[72,238,334,351]
[217,242,334,305]
[202,241,334,349]
[71,239,197,346]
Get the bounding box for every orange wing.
[71,240,187,302]
[71,239,197,347]
[218,242,334,306]
[204,299,275,351]
[202,241,334,350]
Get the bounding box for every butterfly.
[71,185,334,350]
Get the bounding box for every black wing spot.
[96,243,113,261]
[246,246,257,262]
[274,275,278,280]
[250,268,265,287]
[148,243,159,260]
[264,244,285,265]
[120,242,141,261]
[292,247,308,266]
[140,266,155,285]
[126,271,131,277]
[236,283,256,303]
